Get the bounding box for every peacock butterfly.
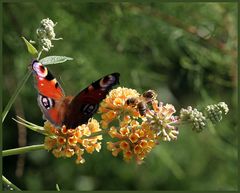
[31,60,120,129]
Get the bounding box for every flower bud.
[180,106,206,132]
[39,38,53,51]
[205,102,229,124]
[36,18,60,52]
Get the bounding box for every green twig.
[2,144,45,157]
[2,70,31,123]
[12,116,48,136]
[37,49,43,60]
[2,175,22,191]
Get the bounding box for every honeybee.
[142,90,157,103]
[137,101,148,116]
[126,90,157,116]
[126,97,138,106]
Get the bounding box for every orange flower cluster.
[44,118,102,164]
[107,120,157,164]
[99,87,179,164]
[99,87,140,128]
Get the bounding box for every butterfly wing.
[32,60,67,126]
[63,73,120,129]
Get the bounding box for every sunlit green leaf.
[22,36,38,56]
[56,184,60,191]
[39,56,73,65]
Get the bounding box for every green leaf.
[22,37,38,56]
[39,56,73,65]
[2,176,22,191]
[12,116,48,136]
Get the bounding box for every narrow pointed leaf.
[2,176,22,191]
[22,37,38,56]
[56,184,60,191]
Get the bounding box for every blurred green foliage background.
[2,2,237,191]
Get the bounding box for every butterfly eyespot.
[99,79,108,88]
[82,104,98,115]
[32,62,48,78]
[99,75,116,88]
[39,95,54,110]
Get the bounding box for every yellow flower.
[123,150,133,161]
[129,133,140,143]
[108,126,123,139]
[119,127,130,136]
[76,154,85,164]
[52,147,63,158]
[85,145,95,154]
[43,118,102,164]
[44,121,58,135]
[65,148,75,158]
[94,143,101,152]
[113,98,125,106]
[107,142,116,151]
[120,120,129,128]
[112,148,122,157]
[57,136,66,145]
[123,115,131,122]
[88,118,101,133]
[68,136,78,146]
[44,137,57,150]
[134,145,142,154]
[119,141,130,150]
[139,139,148,149]
[61,126,68,135]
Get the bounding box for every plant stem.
[2,71,31,123]
[2,144,45,157]
[2,175,22,191]
[2,47,43,123]
[37,49,43,60]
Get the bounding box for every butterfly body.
[32,60,120,129]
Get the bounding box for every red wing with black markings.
[32,60,66,126]
[63,73,120,129]
[31,60,120,129]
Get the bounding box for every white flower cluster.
[180,106,206,132]
[36,18,61,52]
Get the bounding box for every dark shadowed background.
[2,2,237,190]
